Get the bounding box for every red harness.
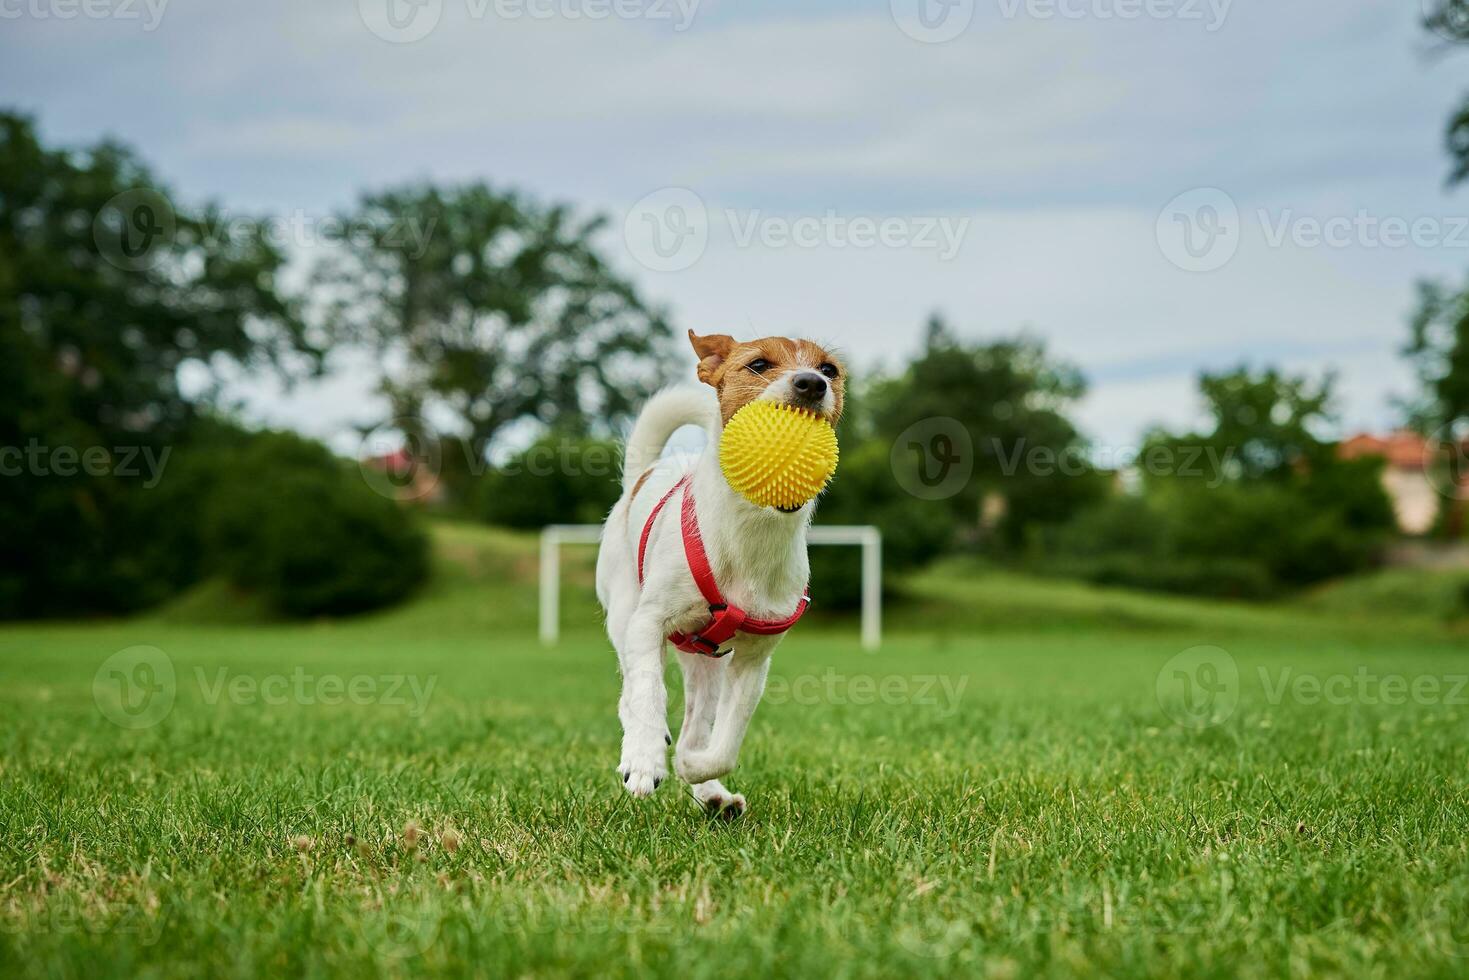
[637,476,810,658]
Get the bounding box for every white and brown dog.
[596,330,845,816]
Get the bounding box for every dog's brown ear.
[688,330,735,387]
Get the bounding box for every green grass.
[4,525,1469,978]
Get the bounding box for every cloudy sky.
[4,0,1467,451]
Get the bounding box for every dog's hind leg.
[615,608,671,797]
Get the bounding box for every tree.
[312,184,675,473]
[1142,366,1336,484]
[864,315,1102,547]
[0,111,314,615]
[1414,3,1469,435]
[1403,279,1469,433]
[1426,2,1469,183]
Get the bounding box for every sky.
[3,0,1468,454]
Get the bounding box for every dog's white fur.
[596,364,838,814]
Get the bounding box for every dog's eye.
[818,362,840,379]
[747,358,771,374]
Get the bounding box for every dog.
[595,329,845,816]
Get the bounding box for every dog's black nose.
[792,372,827,401]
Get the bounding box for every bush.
[1038,456,1395,599]
[204,432,429,617]
[1046,553,1275,600]
[477,435,623,529]
[808,442,955,609]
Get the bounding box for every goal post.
[538,524,882,651]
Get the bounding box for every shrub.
[204,432,429,617]
[808,442,955,609]
[477,435,623,529]
[1039,455,1395,599]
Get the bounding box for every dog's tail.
[621,387,717,492]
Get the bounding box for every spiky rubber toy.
[719,401,839,510]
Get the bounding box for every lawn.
[3,524,1469,978]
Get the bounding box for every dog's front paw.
[617,745,667,798]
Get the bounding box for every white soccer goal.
[538,524,882,651]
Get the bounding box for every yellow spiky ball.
[719,401,839,510]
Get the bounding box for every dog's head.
[687,330,845,427]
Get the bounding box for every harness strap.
[637,477,685,586]
[635,476,810,657]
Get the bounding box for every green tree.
[1403,278,1469,432]
[865,315,1102,548]
[1426,2,1469,183]
[313,184,675,479]
[1141,366,1336,484]
[0,111,313,615]
[1088,367,1398,594]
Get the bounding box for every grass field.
[3,523,1469,978]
